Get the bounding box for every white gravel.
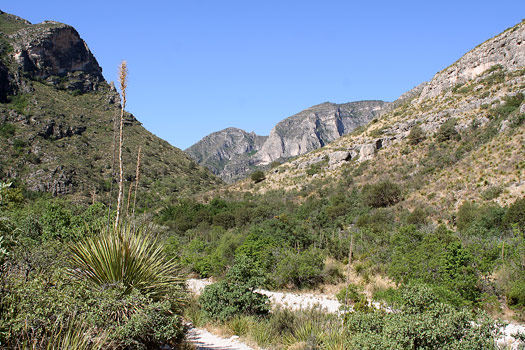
[256,289,341,313]
[186,278,525,349]
[187,328,255,350]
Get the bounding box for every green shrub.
[345,284,500,350]
[273,248,325,289]
[408,125,425,145]
[199,256,270,321]
[436,118,460,142]
[362,180,402,208]
[507,280,525,308]
[0,122,15,138]
[270,161,281,168]
[504,197,525,229]
[199,277,269,322]
[336,283,366,305]
[251,170,265,183]
[481,186,503,201]
[8,94,29,114]
[0,269,183,349]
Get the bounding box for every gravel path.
[187,328,255,350]
[186,278,525,349]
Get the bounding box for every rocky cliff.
[0,11,104,97]
[0,11,221,201]
[418,23,525,101]
[185,127,267,182]
[187,100,387,182]
[255,101,387,165]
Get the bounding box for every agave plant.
[44,319,107,350]
[68,224,183,300]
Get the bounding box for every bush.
[507,280,525,308]
[504,197,525,229]
[345,284,500,350]
[362,180,402,208]
[273,248,325,289]
[0,269,183,349]
[481,186,503,201]
[436,118,460,142]
[199,257,270,321]
[251,170,265,183]
[336,283,366,305]
[408,125,425,145]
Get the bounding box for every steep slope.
[231,20,525,219]
[187,100,387,182]
[0,11,221,204]
[255,100,387,165]
[185,127,267,183]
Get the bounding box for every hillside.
[185,127,267,183]
[0,11,221,205]
[187,100,387,183]
[231,20,525,220]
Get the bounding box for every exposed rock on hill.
[232,20,525,214]
[418,23,525,101]
[0,11,221,202]
[187,101,387,182]
[185,127,267,182]
[256,101,387,165]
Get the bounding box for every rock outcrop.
[187,101,388,182]
[0,11,222,198]
[250,19,525,209]
[256,101,387,165]
[418,22,525,101]
[4,12,104,93]
[185,127,267,182]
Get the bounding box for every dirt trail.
[186,278,525,349]
[187,328,255,350]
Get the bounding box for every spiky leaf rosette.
[69,224,183,300]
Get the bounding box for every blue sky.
[3,1,525,149]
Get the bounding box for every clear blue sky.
[3,1,525,149]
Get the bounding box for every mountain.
[185,127,267,183]
[187,100,387,183]
[231,20,525,216]
[255,100,387,165]
[0,11,222,204]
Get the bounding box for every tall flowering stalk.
[115,61,128,229]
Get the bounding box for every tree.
[408,125,425,145]
[251,170,265,183]
[362,180,402,208]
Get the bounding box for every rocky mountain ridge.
[185,127,267,183]
[0,11,221,202]
[230,20,525,217]
[187,100,387,182]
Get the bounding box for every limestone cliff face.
[0,11,221,198]
[255,101,387,165]
[185,127,267,182]
[418,21,525,101]
[4,12,104,93]
[187,100,388,182]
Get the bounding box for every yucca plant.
[44,320,107,350]
[68,224,183,300]
[17,318,107,350]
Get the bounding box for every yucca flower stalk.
[68,224,183,300]
[115,60,128,229]
[132,146,141,217]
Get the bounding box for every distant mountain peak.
[186,100,388,182]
